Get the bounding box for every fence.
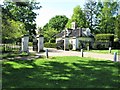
[1,43,21,53]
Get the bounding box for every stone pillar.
[72,37,77,50]
[37,35,44,52]
[64,36,69,50]
[21,35,29,52]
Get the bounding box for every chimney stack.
[79,28,82,37]
[71,22,77,30]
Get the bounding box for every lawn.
[85,49,119,55]
[2,56,120,88]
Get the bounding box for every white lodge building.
[56,22,95,50]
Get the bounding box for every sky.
[0,0,85,28]
[35,0,85,28]
[0,0,119,28]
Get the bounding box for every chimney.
[79,28,82,37]
[71,22,77,30]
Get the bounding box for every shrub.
[69,43,73,50]
[95,34,114,42]
[29,42,33,46]
[114,38,119,42]
[94,42,109,50]
[44,43,57,48]
[95,34,114,49]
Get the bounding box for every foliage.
[114,38,119,42]
[66,5,87,28]
[3,56,119,88]
[44,27,58,43]
[95,34,114,42]
[44,43,56,48]
[98,1,118,34]
[68,43,73,50]
[115,15,120,39]
[93,42,109,50]
[2,19,27,42]
[95,34,114,49]
[84,0,98,33]
[86,49,118,55]
[2,1,41,35]
[48,15,68,31]
[28,42,33,46]
[43,15,68,43]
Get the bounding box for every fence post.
[46,49,48,58]
[114,52,117,62]
[81,49,84,57]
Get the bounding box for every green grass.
[1,52,36,59]
[85,49,119,55]
[2,56,120,88]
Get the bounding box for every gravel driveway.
[35,48,119,61]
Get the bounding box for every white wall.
[64,37,69,50]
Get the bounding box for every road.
[34,48,119,61]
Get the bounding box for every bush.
[95,34,114,42]
[113,42,120,49]
[93,42,109,50]
[95,34,114,49]
[69,43,73,50]
[29,42,33,46]
[44,43,57,48]
[114,38,119,42]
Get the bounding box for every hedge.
[44,43,57,48]
[95,34,114,42]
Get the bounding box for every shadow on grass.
[2,57,120,88]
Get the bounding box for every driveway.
[35,48,119,61]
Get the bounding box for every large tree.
[44,27,58,43]
[66,5,87,28]
[2,1,41,35]
[48,15,68,32]
[98,1,118,34]
[2,19,27,43]
[84,0,98,33]
[115,15,120,39]
[43,15,68,43]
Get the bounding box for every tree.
[43,15,68,43]
[2,1,41,35]
[48,15,68,32]
[115,15,120,39]
[2,19,27,43]
[98,1,118,34]
[66,5,87,28]
[84,0,98,33]
[44,27,58,43]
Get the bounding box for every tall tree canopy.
[98,1,118,34]
[115,15,120,39]
[66,5,87,28]
[48,15,68,32]
[43,15,68,43]
[2,19,27,42]
[84,0,98,33]
[2,0,41,35]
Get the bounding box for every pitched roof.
[56,28,94,38]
